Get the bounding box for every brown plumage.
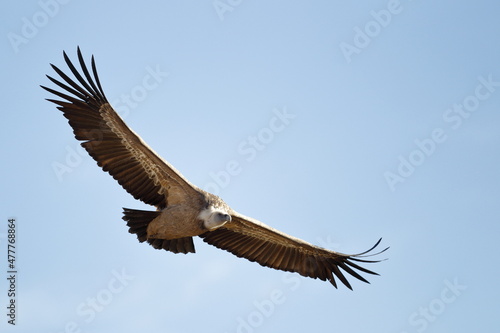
[42,47,388,289]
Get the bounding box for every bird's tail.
[122,208,195,254]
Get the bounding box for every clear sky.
[1,1,500,332]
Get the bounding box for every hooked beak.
[218,213,232,223]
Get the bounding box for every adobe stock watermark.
[225,235,343,333]
[213,0,244,21]
[339,0,405,64]
[384,74,499,192]
[7,0,72,54]
[226,271,302,333]
[400,278,467,333]
[55,268,134,333]
[203,106,296,195]
[51,64,169,182]
[316,235,341,251]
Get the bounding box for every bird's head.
[198,205,232,230]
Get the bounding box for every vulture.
[41,48,388,289]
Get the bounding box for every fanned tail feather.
[122,208,195,254]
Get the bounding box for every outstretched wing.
[41,47,200,209]
[200,212,388,289]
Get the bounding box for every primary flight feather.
[42,48,388,289]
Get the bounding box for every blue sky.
[1,1,500,332]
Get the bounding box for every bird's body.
[149,203,208,239]
[147,192,232,239]
[42,48,388,289]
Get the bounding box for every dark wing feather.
[41,47,200,209]
[200,213,388,289]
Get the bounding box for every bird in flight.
[42,48,387,289]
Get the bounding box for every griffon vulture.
[41,48,387,289]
